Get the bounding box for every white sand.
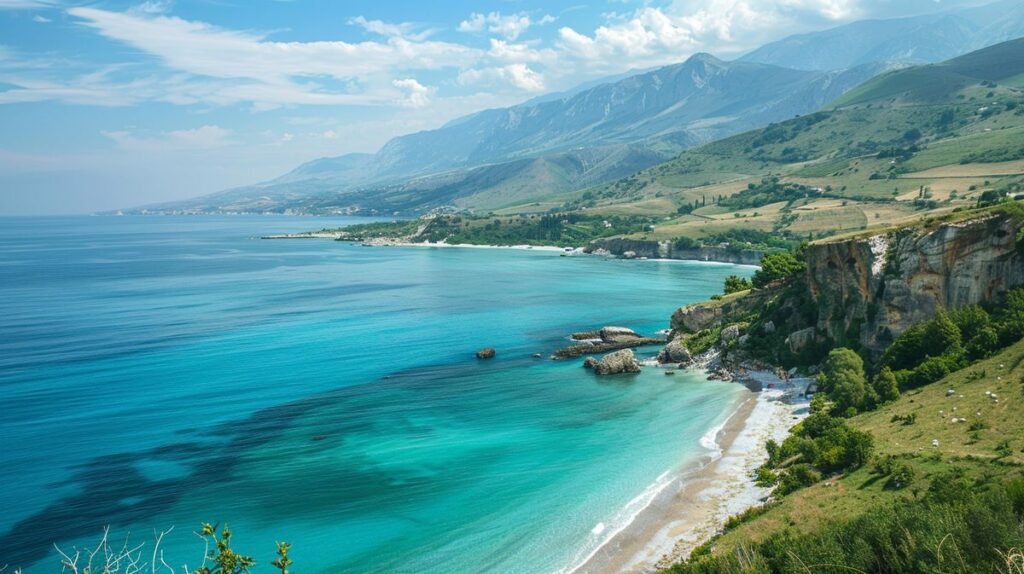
[570,371,810,574]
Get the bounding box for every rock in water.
[599,326,640,343]
[475,348,496,359]
[583,357,598,369]
[592,349,642,375]
[658,339,691,364]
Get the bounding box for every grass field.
[704,339,1024,557]
[902,159,1024,178]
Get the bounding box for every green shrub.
[752,251,805,288]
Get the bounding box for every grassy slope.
[699,340,1024,558]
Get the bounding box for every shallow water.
[0,216,753,573]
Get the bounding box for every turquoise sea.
[0,216,754,573]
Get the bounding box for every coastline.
[261,233,570,252]
[568,370,809,574]
[260,234,766,266]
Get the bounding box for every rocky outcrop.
[475,348,496,359]
[658,339,692,364]
[671,288,775,333]
[555,326,663,358]
[600,326,640,343]
[785,327,816,354]
[805,212,1024,353]
[590,349,642,375]
[586,238,764,265]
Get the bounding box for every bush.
[886,462,916,489]
[669,478,1024,574]
[752,251,805,288]
[723,275,753,294]
[760,412,873,495]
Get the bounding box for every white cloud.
[130,1,174,15]
[458,11,554,41]
[348,15,436,40]
[102,124,233,151]
[486,39,555,64]
[393,78,432,108]
[32,14,49,22]
[0,0,53,9]
[322,129,338,139]
[458,63,545,92]
[555,0,868,71]
[52,7,479,108]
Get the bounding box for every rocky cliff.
[587,238,764,265]
[670,210,1024,360]
[806,212,1024,353]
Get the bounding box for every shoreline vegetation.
[260,228,768,266]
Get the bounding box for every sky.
[0,0,991,214]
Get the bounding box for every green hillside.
[668,339,1024,574]
[529,38,1024,247]
[834,37,1024,106]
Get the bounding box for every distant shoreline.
[260,233,763,266]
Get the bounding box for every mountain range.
[741,0,1024,71]
[129,0,1024,216]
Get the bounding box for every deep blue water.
[0,216,754,573]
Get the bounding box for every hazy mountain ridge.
[135,57,886,215]
[742,0,1024,70]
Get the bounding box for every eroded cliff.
[807,212,1024,353]
[671,209,1024,361]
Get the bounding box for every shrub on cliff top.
[751,250,805,288]
[723,275,753,294]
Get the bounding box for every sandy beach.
[261,232,571,252]
[570,371,810,574]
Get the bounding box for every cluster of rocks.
[554,326,664,359]
[583,349,642,375]
[475,347,496,359]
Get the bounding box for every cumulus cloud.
[458,63,545,92]
[393,78,432,108]
[458,11,555,41]
[554,0,869,71]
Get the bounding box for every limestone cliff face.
[587,238,764,265]
[806,213,1024,353]
[671,288,774,333]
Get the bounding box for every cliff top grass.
[699,338,1024,558]
[814,199,1024,245]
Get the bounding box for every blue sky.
[0,0,988,214]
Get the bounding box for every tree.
[873,367,901,403]
[818,348,874,414]
[723,275,753,294]
[966,326,999,360]
[924,311,962,355]
[949,305,990,341]
[752,251,805,288]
